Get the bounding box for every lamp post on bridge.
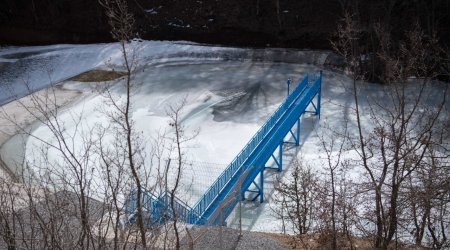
[287,77,291,97]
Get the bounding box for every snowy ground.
[1,41,446,235]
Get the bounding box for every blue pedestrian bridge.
[125,71,322,226]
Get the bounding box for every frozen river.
[24,60,322,203]
[1,41,448,238]
[0,41,337,232]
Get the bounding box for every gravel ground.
[180,225,287,250]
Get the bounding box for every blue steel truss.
[125,71,322,225]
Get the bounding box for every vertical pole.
[278,143,283,171]
[239,198,242,237]
[287,78,291,97]
[296,119,300,146]
[241,167,246,201]
[259,169,264,203]
[317,71,322,118]
[219,204,223,250]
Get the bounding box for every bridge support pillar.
[316,71,322,118]
[295,119,300,146]
[245,169,265,203]
[265,143,283,172]
[284,118,301,146]
[259,168,264,203]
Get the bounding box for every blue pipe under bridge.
[125,71,322,226]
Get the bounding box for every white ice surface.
[0,41,244,105]
[22,58,319,205]
[1,41,447,235]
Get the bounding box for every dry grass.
[68,69,126,82]
[264,232,428,250]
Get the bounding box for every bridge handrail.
[240,74,322,190]
[159,192,200,223]
[125,189,199,223]
[124,189,159,217]
[191,75,310,218]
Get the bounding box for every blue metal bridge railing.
[125,71,322,225]
[190,75,310,219]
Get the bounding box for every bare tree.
[165,98,198,250]
[0,80,106,248]
[406,142,449,248]
[0,0,152,248]
[274,160,319,236]
[98,0,152,247]
[332,9,449,249]
[318,125,347,250]
[168,101,185,250]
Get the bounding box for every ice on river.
[0,41,331,232]
[2,41,446,233]
[0,41,384,233]
[23,58,321,204]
